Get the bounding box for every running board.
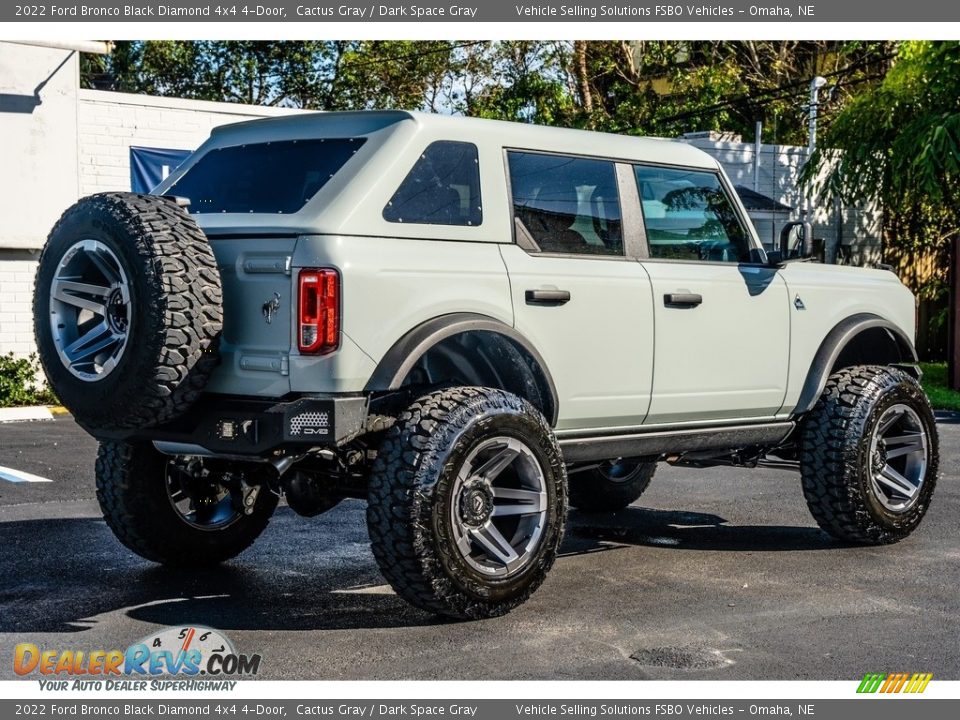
[557,421,795,463]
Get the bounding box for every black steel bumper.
[129,394,369,456]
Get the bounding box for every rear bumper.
[118,393,369,456]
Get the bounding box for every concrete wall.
[77,90,299,196]
[0,251,43,359]
[0,41,301,358]
[0,42,80,362]
[0,43,80,251]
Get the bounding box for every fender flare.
[793,313,918,415]
[364,313,560,426]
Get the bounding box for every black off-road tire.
[96,441,278,566]
[34,192,222,433]
[800,365,939,545]
[366,387,567,619]
[569,458,657,512]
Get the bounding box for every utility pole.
[808,76,827,153]
[803,76,828,258]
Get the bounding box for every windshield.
[167,137,365,215]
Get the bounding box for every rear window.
[167,138,365,214]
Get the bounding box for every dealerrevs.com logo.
[14,626,260,691]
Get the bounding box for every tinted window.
[167,138,365,215]
[634,165,750,262]
[508,152,623,256]
[383,141,482,226]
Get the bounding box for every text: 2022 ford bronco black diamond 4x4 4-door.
[33,111,939,619]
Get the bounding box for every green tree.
[571,41,893,143]
[804,41,960,296]
[99,41,332,106]
[321,41,455,111]
[458,41,576,126]
[84,41,457,112]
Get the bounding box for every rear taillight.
[298,268,339,355]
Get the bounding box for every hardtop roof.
[209,110,719,170]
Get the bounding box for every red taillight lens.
[298,268,339,355]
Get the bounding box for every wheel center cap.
[459,482,493,526]
[106,288,128,333]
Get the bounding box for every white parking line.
[0,406,54,423]
[331,584,396,595]
[0,466,53,483]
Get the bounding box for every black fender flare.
[364,313,560,426]
[793,313,919,415]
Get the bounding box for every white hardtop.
[208,110,719,169]
[156,110,722,240]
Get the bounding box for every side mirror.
[779,220,814,260]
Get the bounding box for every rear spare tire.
[33,193,222,433]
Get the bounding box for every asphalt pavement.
[1,415,957,680]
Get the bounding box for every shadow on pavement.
[1,503,834,635]
[0,512,437,634]
[564,506,834,554]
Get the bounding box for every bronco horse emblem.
[262,292,281,324]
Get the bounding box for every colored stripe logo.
[857,672,932,694]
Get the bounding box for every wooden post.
[950,235,960,390]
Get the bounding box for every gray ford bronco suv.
[33,111,939,619]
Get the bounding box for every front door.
[633,164,789,425]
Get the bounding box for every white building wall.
[0,252,42,359]
[681,137,884,262]
[0,41,302,358]
[0,43,80,251]
[76,90,300,196]
[0,42,80,362]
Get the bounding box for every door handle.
[664,292,703,307]
[525,289,571,306]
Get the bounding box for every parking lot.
[1,414,957,681]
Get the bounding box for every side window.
[383,141,482,226]
[508,151,623,256]
[634,165,751,263]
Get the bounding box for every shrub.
[0,353,57,408]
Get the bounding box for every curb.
[0,406,54,423]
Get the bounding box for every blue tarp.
[129,146,192,193]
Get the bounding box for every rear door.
[634,164,789,425]
[500,150,654,432]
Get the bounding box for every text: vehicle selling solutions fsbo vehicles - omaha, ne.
[32,111,939,619]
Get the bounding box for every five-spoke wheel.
[367,387,567,619]
[449,437,548,578]
[50,239,131,380]
[801,365,938,545]
[868,403,929,513]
